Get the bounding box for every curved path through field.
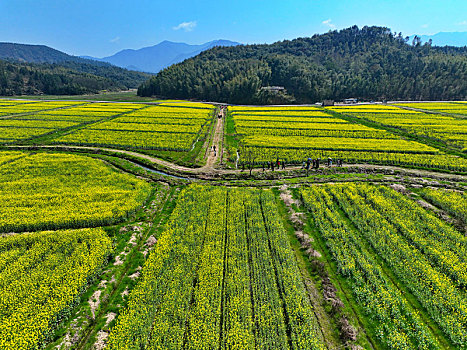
[8,144,467,182]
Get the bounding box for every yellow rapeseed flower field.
[0,227,112,349]
[0,152,152,232]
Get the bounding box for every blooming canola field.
[0,99,466,349]
[53,104,215,151]
[334,103,467,150]
[229,105,467,171]
[0,100,215,153]
[301,183,467,349]
[0,228,111,349]
[108,185,325,350]
[0,100,145,143]
[0,151,151,233]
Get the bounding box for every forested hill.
[138,26,467,104]
[0,43,151,95]
[0,43,76,63]
[0,59,148,95]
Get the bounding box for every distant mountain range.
[82,40,241,73]
[409,31,467,47]
[0,40,241,95]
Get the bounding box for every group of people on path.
[218,105,227,118]
[241,159,286,172]
[302,157,343,170]
[263,159,286,171]
[240,157,344,173]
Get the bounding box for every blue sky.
[1,0,466,57]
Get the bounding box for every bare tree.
[239,144,258,176]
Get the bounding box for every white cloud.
[421,24,429,28]
[458,20,467,26]
[322,19,336,29]
[110,36,120,43]
[173,21,197,32]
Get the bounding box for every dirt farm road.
[8,144,467,183]
[204,107,225,170]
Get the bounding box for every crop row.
[0,227,112,349]
[243,135,439,153]
[233,116,346,124]
[112,116,206,126]
[232,110,331,117]
[326,183,467,347]
[332,105,467,149]
[158,102,215,109]
[0,119,78,129]
[301,185,440,349]
[88,121,198,134]
[419,188,467,223]
[15,113,107,122]
[229,106,321,112]
[108,185,324,349]
[328,106,420,114]
[237,126,395,139]
[242,146,467,171]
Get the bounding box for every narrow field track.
[6,144,467,183]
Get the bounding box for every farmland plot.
[108,185,325,350]
[0,152,152,232]
[229,106,467,171]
